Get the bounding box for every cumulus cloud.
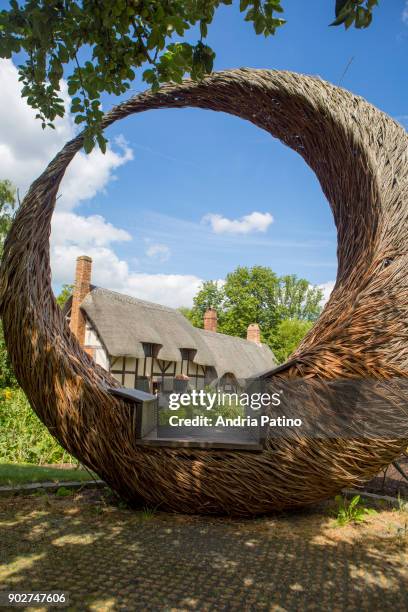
[0,59,205,307]
[403,1,408,24]
[0,59,133,207]
[202,211,274,234]
[51,212,131,248]
[52,244,201,307]
[58,137,133,211]
[123,273,203,307]
[0,60,73,194]
[318,281,335,305]
[145,242,171,262]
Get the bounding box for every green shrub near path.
[0,387,73,464]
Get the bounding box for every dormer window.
[180,348,197,361]
[142,343,161,358]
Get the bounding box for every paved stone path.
[1,490,407,611]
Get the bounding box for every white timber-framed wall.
[84,326,211,392]
[84,321,110,370]
[109,345,208,393]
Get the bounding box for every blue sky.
[98,0,408,282]
[1,1,407,306]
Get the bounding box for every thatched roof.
[80,287,276,379]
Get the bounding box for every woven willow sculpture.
[1,69,408,515]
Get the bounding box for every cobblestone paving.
[1,491,407,611]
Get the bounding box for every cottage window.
[142,343,160,358]
[180,348,196,361]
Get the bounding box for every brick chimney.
[247,323,261,344]
[70,255,92,347]
[204,308,217,332]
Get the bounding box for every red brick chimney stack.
[204,308,217,333]
[247,323,261,344]
[70,255,92,347]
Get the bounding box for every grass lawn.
[0,463,97,486]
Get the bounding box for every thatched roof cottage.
[64,256,276,393]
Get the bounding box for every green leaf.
[142,68,156,83]
[58,44,69,63]
[330,9,353,27]
[365,508,377,515]
[335,0,352,18]
[344,13,355,29]
[67,81,79,96]
[0,0,375,156]
[240,0,251,11]
[83,133,95,154]
[97,132,107,154]
[254,15,265,35]
[349,495,360,509]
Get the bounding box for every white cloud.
[403,1,408,24]
[0,60,73,194]
[58,137,133,211]
[52,245,129,290]
[318,281,335,305]
[123,272,203,307]
[0,59,206,307]
[203,211,274,234]
[51,212,131,248]
[0,57,134,260]
[0,59,133,208]
[145,242,171,262]
[52,244,202,307]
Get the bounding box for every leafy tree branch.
[0,0,379,152]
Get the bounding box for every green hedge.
[0,388,74,464]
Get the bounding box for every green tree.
[0,179,17,388]
[0,179,16,257]
[186,265,323,354]
[56,283,74,308]
[178,306,194,322]
[188,280,225,328]
[0,0,378,152]
[275,275,322,322]
[0,326,18,387]
[271,318,314,364]
[221,266,322,341]
[221,266,280,338]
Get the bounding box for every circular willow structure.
[1,69,408,515]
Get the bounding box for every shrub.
[270,318,314,364]
[0,387,73,464]
[0,321,18,388]
[334,494,376,526]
